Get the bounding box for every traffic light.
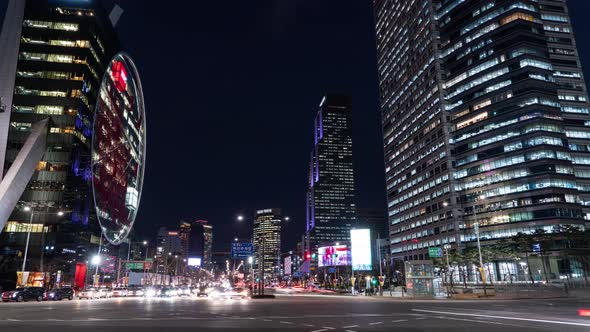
[371,278,378,286]
[305,252,311,260]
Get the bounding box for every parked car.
[45,287,75,301]
[112,287,128,297]
[78,288,99,300]
[2,287,45,302]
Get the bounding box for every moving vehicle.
[178,286,191,297]
[159,287,177,297]
[97,287,113,298]
[112,287,128,297]
[144,285,162,298]
[127,286,144,297]
[209,287,249,300]
[78,288,99,300]
[45,287,75,301]
[2,287,45,302]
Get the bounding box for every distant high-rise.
[187,219,213,268]
[253,208,282,279]
[375,0,590,262]
[179,220,191,259]
[305,94,356,249]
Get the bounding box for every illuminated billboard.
[350,229,372,271]
[188,257,202,267]
[318,245,351,267]
[284,256,292,275]
[92,52,146,245]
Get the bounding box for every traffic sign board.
[428,247,443,258]
[231,242,253,259]
[378,276,385,286]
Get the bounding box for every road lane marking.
[310,329,329,332]
[321,327,335,330]
[344,330,357,332]
[6,319,20,321]
[280,321,294,325]
[415,317,427,320]
[369,322,383,325]
[302,323,314,327]
[413,309,590,328]
[342,325,359,328]
[391,319,408,323]
[433,316,509,326]
[263,319,272,322]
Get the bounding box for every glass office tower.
[253,208,282,279]
[375,0,590,262]
[0,0,119,272]
[305,94,357,248]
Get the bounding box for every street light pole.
[473,194,487,296]
[94,234,103,287]
[21,208,34,275]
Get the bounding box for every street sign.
[231,242,253,259]
[428,247,443,258]
[350,277,356,286]
[532,243,541,253]
[378,276,385,286]
[328,267,336,273]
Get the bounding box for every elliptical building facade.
[375,0,590,262]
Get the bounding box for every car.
[177,286,191,297]
[196,285,210,297]
[210,287,248,300]
[159,287,177,297]
[144,286,162,297]
[45,287,75,301]
[97,287,113,298]
[112,287,128,297]
[78,288,99,300]
[2,287,45,302]
[127,286,144,297]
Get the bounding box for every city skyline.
[1,1,590,331]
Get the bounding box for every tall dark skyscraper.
[305,94,356,250]
[375,0,590,262]
[187,219,213,269]
[0,0,119,273]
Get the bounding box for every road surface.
[0,295,589,331]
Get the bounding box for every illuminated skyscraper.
[0,0,120,273]
[375,0,590,263]
[253,208,282,279]
[306,94,356,248]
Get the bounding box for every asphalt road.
[0,295,589,331]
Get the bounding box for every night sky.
[107,0,385,252]
[106,0,590,252]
